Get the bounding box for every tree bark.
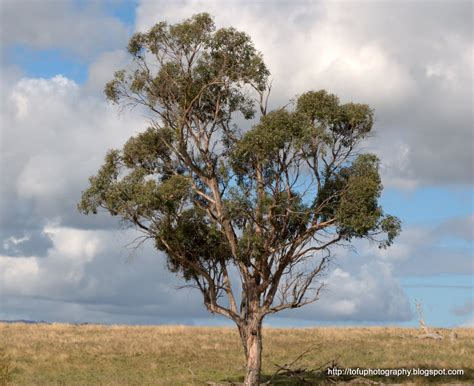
[240,317,263,385]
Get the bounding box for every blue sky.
[7,45,89,83]
[0,0,472,328]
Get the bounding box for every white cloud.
[0,226,209,323]
[2,74,143,212]
[84,50,130,95]
[0,0,130,58]
[344,217,474,277]
[136,1,414,107]
[452,299,474,317]
[0,73,146,257]
[45,224,101,261]
[135,0,472,187]
[17,154,70,199]
[460,316,474,328]
[0,257,40,296]
[279,260,411,322]
[0,225,412,323]
[0,0,471,325]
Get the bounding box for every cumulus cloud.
[346,214,474,277]
[288,262,412,322]
[1,231,53,258]
[0,0,471,325]
[0,0,130,58]
[452,299,474,317]
[136,0,473,187]
[436,214,474,242]
[84,50,129,95]
[0,74,146,257]
[0,225,411,324]
[0,226,210,323]
[461,317,474,327]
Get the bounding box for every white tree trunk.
[242,318,263,385]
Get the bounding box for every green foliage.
[267,190,310,241]
[78,150,121,215]
[156,175,192,211]
[155,208,232,280]
[231,110,308,173]
[80,13,401,304]
[297,90,373,148]
[297,90,340,125]
[336,154,382,237]
[122,127,175,177]
[223,187,252,228]
[78,154,191,220]
[379,215,402,248]
[105,13,269,125]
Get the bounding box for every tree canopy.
[78,13,401,385]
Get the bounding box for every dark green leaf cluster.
[78,150,121,215]
[155,208,232,280]
[227,89,398,251]
[265,191,310,242]
[297,90,373,147]
[122,127,175,177]
[333,154,383,238]
[78,124,190,216]
[78,155,191,220]
[78,141,201,276]
[231,110,308,174]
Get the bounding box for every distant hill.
[0,319,49,324]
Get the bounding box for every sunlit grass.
[1,323,472,385]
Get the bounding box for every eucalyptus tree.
[79,13,400,385]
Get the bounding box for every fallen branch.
[415,300,443,340]
[417,332,443,340]
[267,344,321,383]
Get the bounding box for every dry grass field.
[1,323,473,385]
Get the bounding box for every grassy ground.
[0,323,473,385]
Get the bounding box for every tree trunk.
[240,317,263,385]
